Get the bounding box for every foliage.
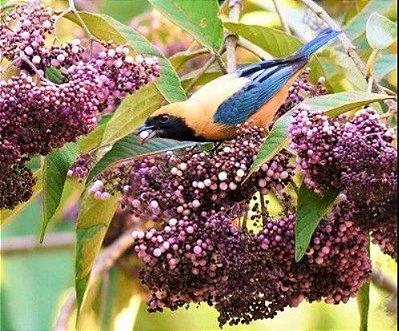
[0,0,397,330]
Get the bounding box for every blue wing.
[213,59,305,126]
[213,28,340,126]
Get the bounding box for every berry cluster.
[131,200,370,327]
[288,107,342,192]
[0,3,160,209]
[89,124,294,221]
[276,68,327,118]
[67,153,95,182]
[289,107,397,260]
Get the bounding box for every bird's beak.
[136,124,158,143]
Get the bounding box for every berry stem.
[259,192,267,226]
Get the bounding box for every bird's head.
[136,103,203,142]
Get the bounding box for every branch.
[237,37,270,60]
[370,267,397,315]
[53,227,136,330]
[185,55,216,93]
[299,0,390,96]
[371,267,397,296]
[225,0,243,73]
[272,0,290,34]
[1,232,75,254]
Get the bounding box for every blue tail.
[295,28,340,58]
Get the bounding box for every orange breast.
[248,72,301,128]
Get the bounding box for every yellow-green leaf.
[344,0,394,41]
[75,192,120,312]
[100,85,162,147]
[309,91,394,117]
[366,12,397,50]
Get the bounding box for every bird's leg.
[211,141,223,152]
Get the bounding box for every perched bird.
[137,28,340,142]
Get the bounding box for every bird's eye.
[160,115,170,124]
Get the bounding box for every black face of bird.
[136,114,205,142]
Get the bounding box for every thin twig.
[185,55,216,93]
[173,48,210,72]
[259,193,267,226]
[366,77,374,93]
[225,0,242,73]
[242,210,248,229]
[370,267,397,315]
[371,267,397,295]
[289,178,299,195]
[214,51,228,74]
[54,291,76,331]
[237,38,270,60]
[53,226,136,330]
[1,232,75,254]
[55,0,101,56]
[299,0,390,96]
[272,0,290,34]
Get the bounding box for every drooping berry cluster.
[289,107,397,260]
[131,199,370,327]
[288,106,343,192]
[276,68,327,118]
[0,3,160,209]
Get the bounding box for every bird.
[137,28,340,143]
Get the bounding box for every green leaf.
[87,136,198,184]
[41,143,78,241]
[75,192,120,312]
[357,240,370,331]
[344,0,394,41]
[308,91,394,117]
[374,54,397,81]
[295,185,339,262]
[99,0,150,23]
[0,170,42,226]
[224,22,326,83]
[66,11,186,103]
[366,12,397,50]
[44,67,64,84]
[247,110,294,179]
[148,0,223,52]
[100,85,162,147]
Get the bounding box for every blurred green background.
[1,0,397,330]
